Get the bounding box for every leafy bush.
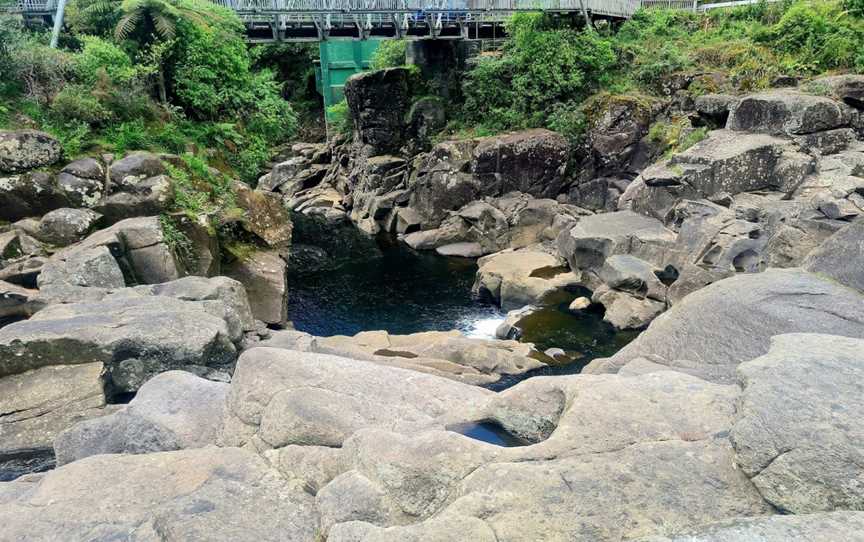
[51,84,112,125]
[462,14,615,133]
[326,99,352,136]
[371,40,407,69]
[74,35,137,85]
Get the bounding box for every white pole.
[49,0,67,48]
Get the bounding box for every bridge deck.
[11,0,771,41]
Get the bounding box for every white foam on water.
[463,317,505,339]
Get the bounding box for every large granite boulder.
[803,220,864,292]
[583,93,655,174]
[54,370,229,465]
[0,295,237,391]
[0,447,318,541]
[732,333,864,513]
[636,512,864,541]
[585,269,864,383]
[34,208,101,247]
[0,130,61,173]
[471,129,569,199]
[726,91,849,135]
[220,347,493,450]
[37,245,125,302]
[223,249,287,325]
[233,182,292,248]
[344,68,411,155]
[620,130,810,221]
[557,210,676,271]
[473,248,579,309]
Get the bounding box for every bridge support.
[316,40,382,120]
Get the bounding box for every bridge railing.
[212,0,639,14]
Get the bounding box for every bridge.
[13,0,752,42]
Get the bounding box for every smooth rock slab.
[220,348,493,450]
[731,333,864,513]
[332,439,771,542]
[804,220,864,293]
[0,296,236,383]
[586,269,864,383]
[0,447,317,541]
[637,512,864,541]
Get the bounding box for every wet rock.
[35,208,101,247]
[223,249,287,325]
[726,91,848,135]
[54,370,229,465]
[473,249,579,310]
[731,333,864,513]
[0,130,61,173]
[0,447,318,541]
[0,363,108,467]
[586,269,864,383]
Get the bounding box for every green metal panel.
[318,40,382,121]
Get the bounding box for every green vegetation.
[371,39,407,69]
[454,0,863,140]
[0,0,312,183]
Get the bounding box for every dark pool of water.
[447,421,529,447]
[288,240,504,337]
[288,241,636,388]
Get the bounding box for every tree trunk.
[157,66,167,103]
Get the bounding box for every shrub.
[74,35,137,85]
[106,119,153,154]
[326,99,352,136]
[51,84,112,125]
[371,39,407,69]
[13,43,75,104]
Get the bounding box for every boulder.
[57,158,105,208]
[471,129,569,199]
[0,130,61,173]
[37,245,126,302]
[220,347,493,450]
[223,249,287,325]
[54,370,229,465]
[473,249,579,309]
[0,280,42,324]
[620,130,810,221]
[585,269,864,383]
[0,447,318,541]
[35,208,101,246]
[0,171,69,221]
[344,68,411,154]
[233,182,292,248]
[557,210,676,271]
[584,93,655,174]
[141,275,256,333]
[731,333,864,513]
[636,512,864,541]
[810,74,864,109]
[592,285,666,330]
[597,254,666,301]
[694,93,739,127]
[96,174,173,222]
[0,295,237,391]
[803,220,864,292]
[0,363,108,470]
[406,139,481,226]
[726,91,848,135]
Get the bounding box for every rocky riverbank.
[1,69,864,540]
